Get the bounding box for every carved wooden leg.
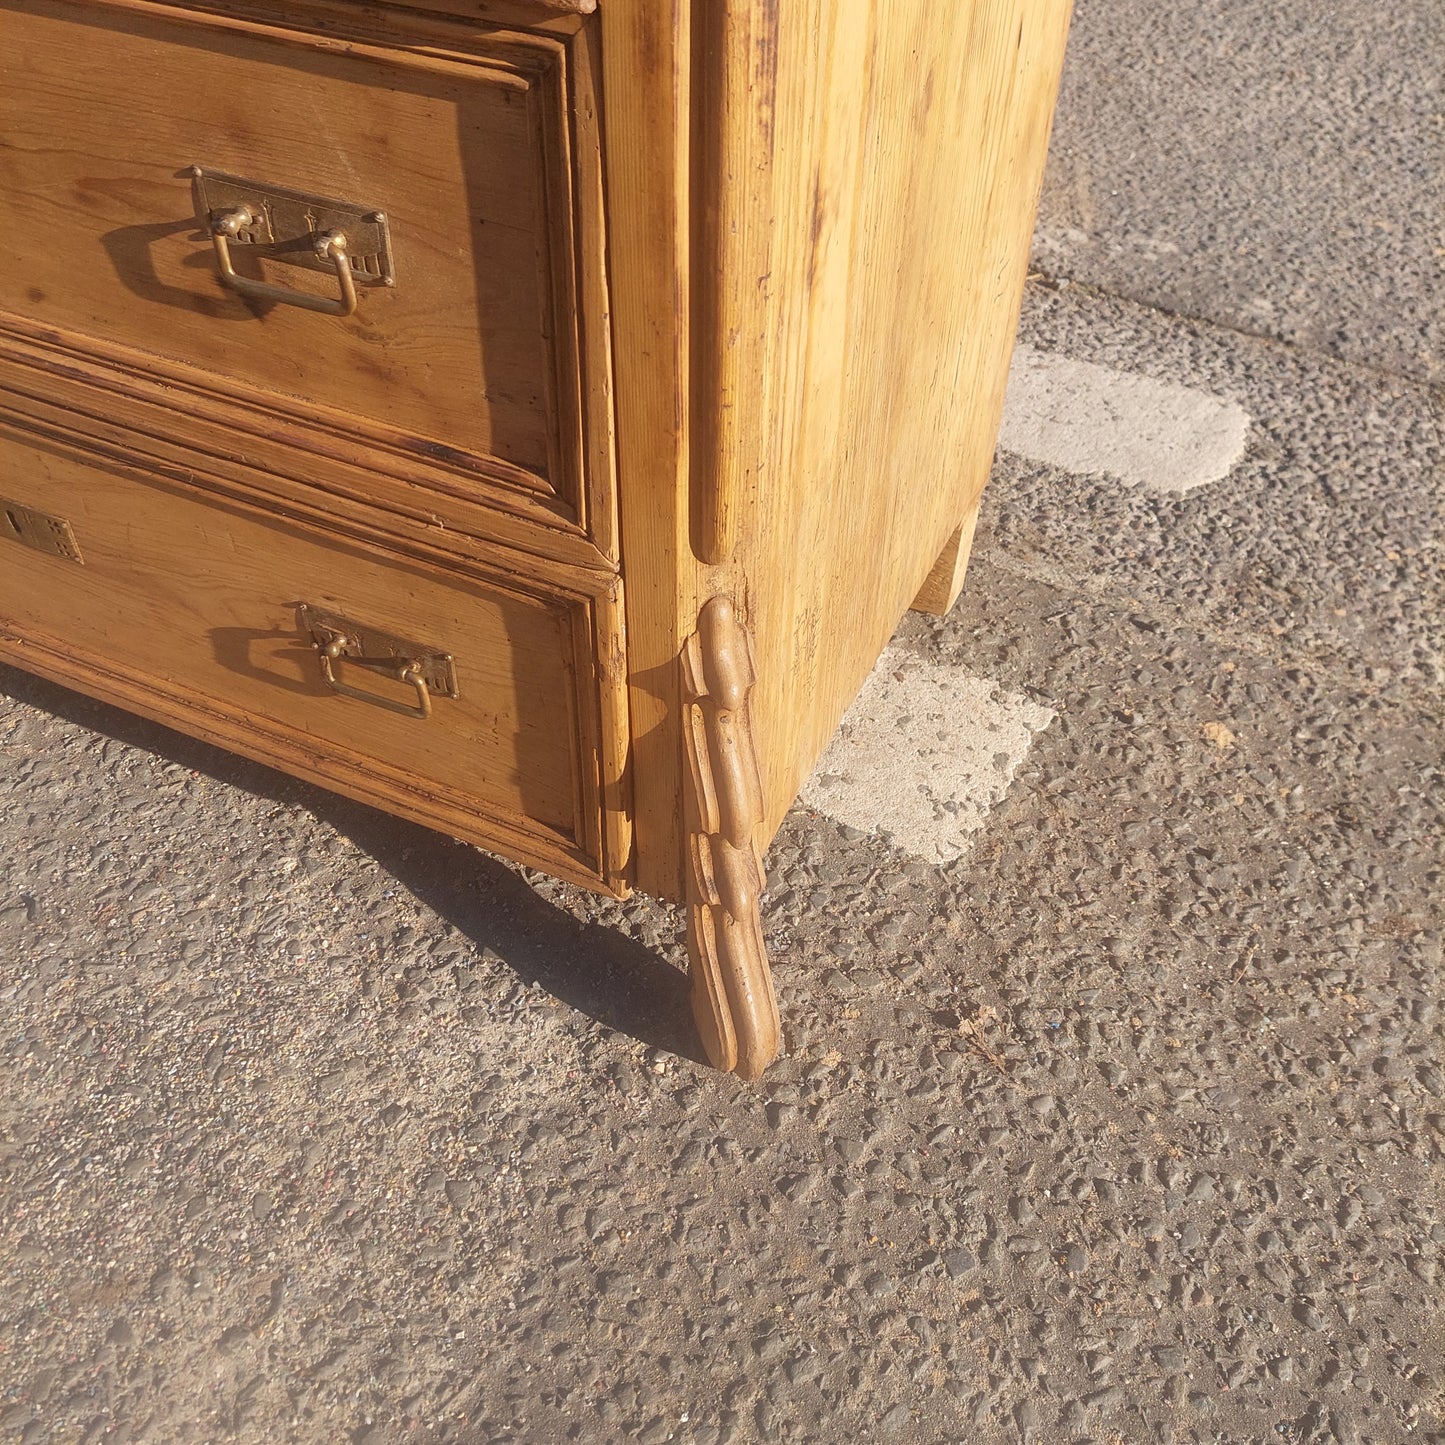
[910,500,983,617]
[681,596,781,1080]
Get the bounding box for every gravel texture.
[3,286,1440,1441]
[1035,0,1445,385]
[2,2,1443,1442]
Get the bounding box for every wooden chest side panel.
[698,0,1074,840]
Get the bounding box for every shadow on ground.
[0,663,703,1066]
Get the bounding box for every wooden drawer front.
[0,0,609,536]
[0,416,629,889]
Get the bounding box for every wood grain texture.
[910,503,983,617]
[0,0,1073,1081]
[690,0,1074,843]
[681,597,779,1079]
[600,0,699,898]
[0,407,633,891]
[564,15,622,564]
[368,0,592,19]
[686,0,767,567]
[0,0,615,541]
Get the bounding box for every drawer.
[0,411,631,891]
[0,0,612,542]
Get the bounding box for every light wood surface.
[0,318,616,577]
[686,0,1074,844]
[599,0,698,897]
[682,597,779,1078]
[911,506,984,617]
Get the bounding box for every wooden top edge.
[494,0,593,11]
[86,0,599,33]
[309,0,597,19]
[376,0,597,14]
[374,0,597,10]
[451,0,596,12]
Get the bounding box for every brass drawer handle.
[189,167,395,318]
[209,207,357,317]
[297,604,458,722]
[318,636,431,718]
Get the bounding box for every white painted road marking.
[999,343,1250,493]
[802,345,1241,859]
[801,646,1056,865]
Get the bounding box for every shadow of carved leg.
[681,596,780,1080]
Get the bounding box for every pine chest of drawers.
[0,0,1072,1076]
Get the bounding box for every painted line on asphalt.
[801,646,1056,865]
[801,346,1243,859]
[999,343,1250,493]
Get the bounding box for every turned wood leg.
[680,596,781,1080]
[910,500,983,617]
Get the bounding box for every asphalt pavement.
[2,1,1441,1442]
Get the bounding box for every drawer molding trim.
[0,326,615,577]
[0,409,633,894]
[0,616,615,889]
[0,312,590,539]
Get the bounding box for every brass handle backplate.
[190,167,395,317]
[297,604,456,721]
